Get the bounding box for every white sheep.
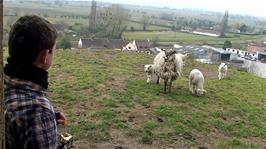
[189,69,206,96]
[144,64,155,84]
[218,63,228,80]
[175,53,189,77]
[153,49,177,93]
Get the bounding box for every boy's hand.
[55,112,67,125]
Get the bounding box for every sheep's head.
[196,89,206,96]
[144,64,153,73]
[163,49,176,62]
[220,63,227,69]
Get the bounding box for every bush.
[130,26,134,32]
[59,37,71,49]
[223,40,232,49]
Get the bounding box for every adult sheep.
[153,49,178,93]
[189,69,206,96]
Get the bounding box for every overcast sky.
[97,0,266,18]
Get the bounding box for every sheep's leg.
[146,75,151,84]
[169,79,173,93]
[164,79,168,94]
[218,72,221,80]
[156,75,160,84]
[192,84,196,94]
[189,78,193,92]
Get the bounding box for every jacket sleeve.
[25,110,57,149]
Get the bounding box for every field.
[122,31,265,46]
[47,49,266,148]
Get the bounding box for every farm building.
[149,47,163,54]
[247,42,266,52]
[77,38,126,50]
[52,23,68,35]
[122,40,150,53]
[258,52,266,63]
[203,46,231,62]
[192,28,220,37]
[173,45,210,59]
[225,48,256,58]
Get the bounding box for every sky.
[96,0,266,18]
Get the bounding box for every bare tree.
[142,12,150,31]
[89,0,97,33]
[220,10,229,37]
[97,4,128,38]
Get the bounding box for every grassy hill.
[48,49,266,148]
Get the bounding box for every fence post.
[0,0,5,148]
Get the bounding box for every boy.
[4,15,66,149]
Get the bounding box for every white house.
[122,40,138,51]
[122,40,151,54]
[78,38,82,48]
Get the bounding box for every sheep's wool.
[160,60,177,80]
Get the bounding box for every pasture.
[122,31,265,46]
[47,49,266,148]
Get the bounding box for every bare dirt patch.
[108,76,127,91]
[74,129,177,149]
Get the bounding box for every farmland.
[46,49,266,148]
[2,1,266,148]
[122,31,265,47]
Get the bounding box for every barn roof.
[135,40,150,51]
[78,38,126,49]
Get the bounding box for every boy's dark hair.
[8,15,57,65]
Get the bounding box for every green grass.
[4,47,265,147]
[43,49,266,148]
[126,21,171,31]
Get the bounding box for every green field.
[45,49,266,148]
[122,31,265,46]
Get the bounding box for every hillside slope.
[49,49,266,149]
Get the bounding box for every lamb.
[175,53,189,77]
[153,49,178,93]
[144,64,155,84]
[189,69,206,96]
[218,63,228,80]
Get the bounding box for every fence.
[243,60,266,78]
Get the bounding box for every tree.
[59,37,71,49]
[152,36,159,46]
[89,0,97,33]
[96,4,129,38]
[220,10,229,37]
[239,24,247,33]
[223,40,232,50]
[160,13,174,21]
[263,30,266,35]
[142,12,150,31]
[130,26,135,32]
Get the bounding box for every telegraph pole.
[0,0,5,148]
